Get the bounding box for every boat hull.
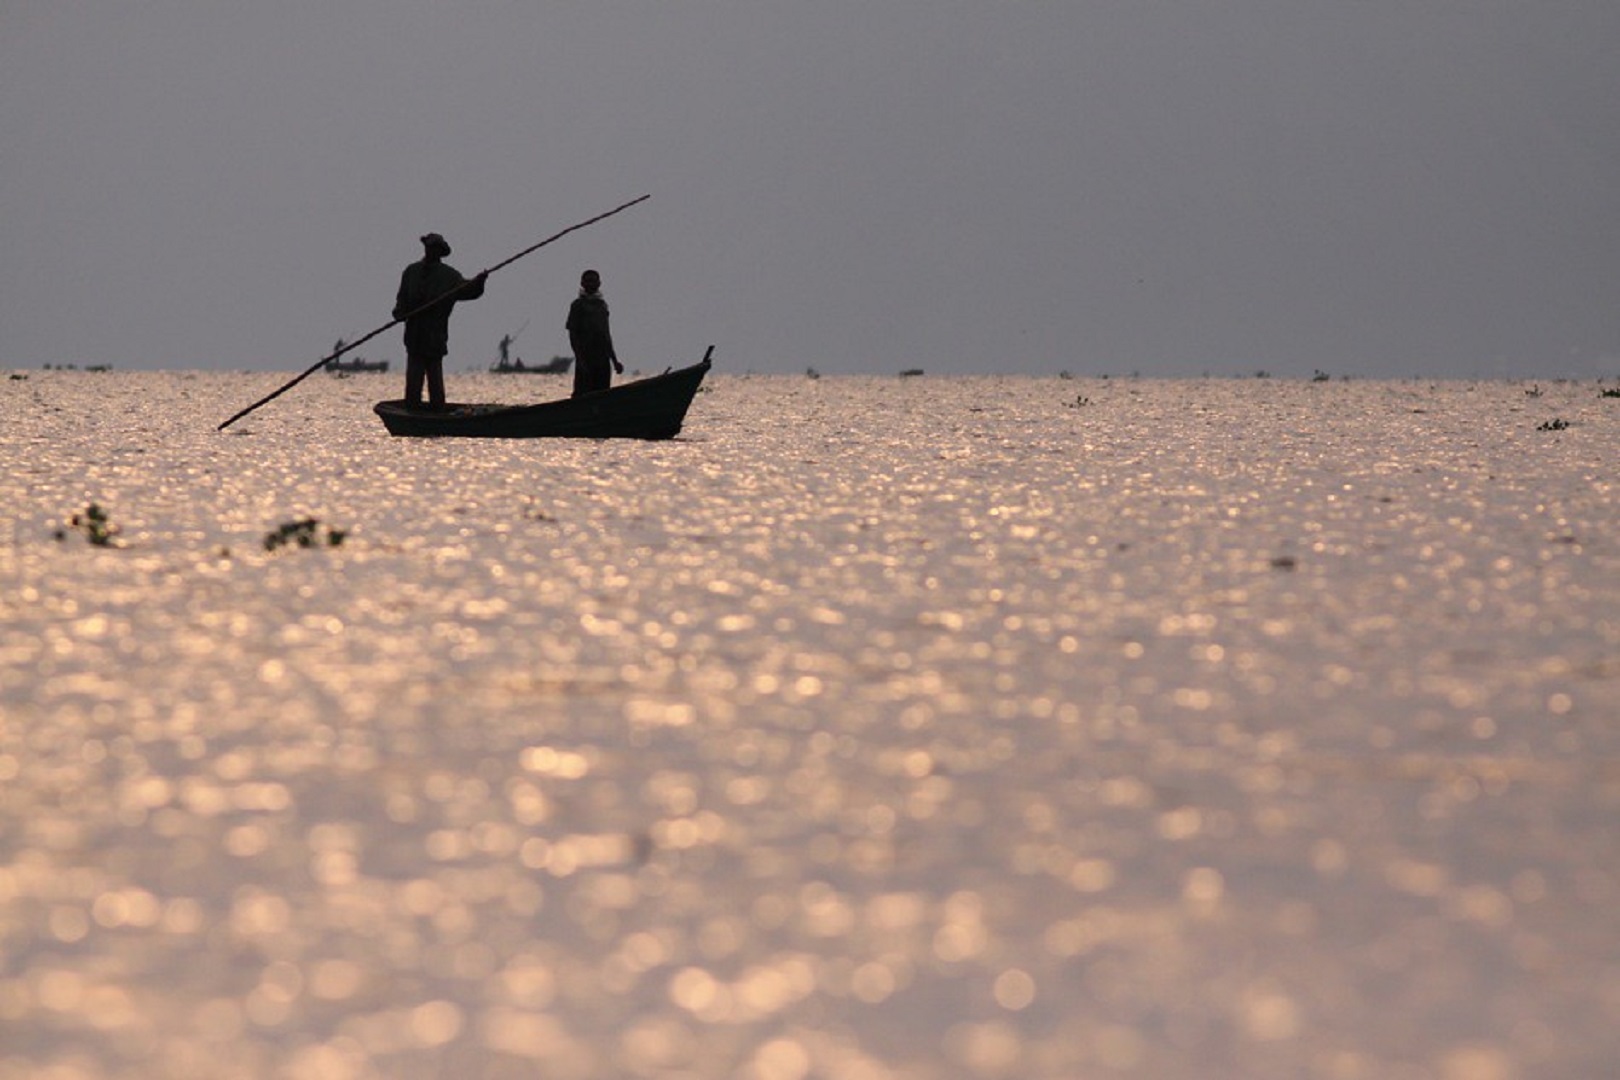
[490,356,571,374]
[374,354,711,439]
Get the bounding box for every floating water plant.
[58,503,121,546]
[264,518,347,551]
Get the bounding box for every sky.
[2,2,1618,378]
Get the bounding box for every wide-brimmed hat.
[420,232,451,256]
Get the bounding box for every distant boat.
[325,357,389,374]
[491,355,572,374]
[376,348,712,440]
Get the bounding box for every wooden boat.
[326,357,390,374]
[374,348,713,439]
[491,355,571,374]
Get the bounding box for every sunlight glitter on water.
[2,370,1619,1078]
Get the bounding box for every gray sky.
[3,2,1617,378]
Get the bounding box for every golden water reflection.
[2,373,1618,1077]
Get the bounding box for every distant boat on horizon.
[491,355,572,375]
[325,356,389,374]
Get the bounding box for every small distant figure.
[492,331,525,372]
[565,269,622,397]
[393,232,487,407]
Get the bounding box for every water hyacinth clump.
[57,502,121,546]
[263,518,347,551]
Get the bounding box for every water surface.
[2,370,1617,1078]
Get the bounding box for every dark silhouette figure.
[565,269,622,397]
[393,232,486,407]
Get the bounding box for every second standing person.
[566,269,623,397]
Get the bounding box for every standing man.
[393,232,487,408]
[565,268,623,397]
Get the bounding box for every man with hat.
[393,232,488,408]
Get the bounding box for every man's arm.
[458,269,489,301]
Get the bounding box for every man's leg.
[405,352,426,404]
[427,356,447,405]
[572,356,607,398]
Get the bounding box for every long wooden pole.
[217,194,650,431]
